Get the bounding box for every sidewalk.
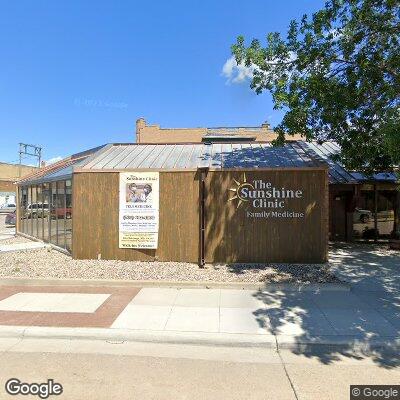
[0,241,47,252]
[0,282,398,352]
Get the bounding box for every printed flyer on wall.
[119,172,159,249]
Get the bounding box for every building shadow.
[247,243,400,369]
[202,145,399,368]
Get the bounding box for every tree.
[231,0,400,173]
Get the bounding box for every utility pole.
[19,143,42,177]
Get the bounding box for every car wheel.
[360,214,370,223]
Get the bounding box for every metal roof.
[24,158,88,185]
[77,142,327,171]
[17,145,107,185]
[18,141,398,185]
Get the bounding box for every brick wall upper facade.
[0,163,38,193]
[0,180,15,192]
[0,163,37,181]
[135,118,304,143]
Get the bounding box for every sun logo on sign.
[228,172,254,209]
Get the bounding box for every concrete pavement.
[0,337,398,400]
[0,284,398,355]
[0,215,15,241]
[329,242,400,293]
[0,242,47,253]
[0,243,398,399]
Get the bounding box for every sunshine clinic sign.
[230,176,306,219]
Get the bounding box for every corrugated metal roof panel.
[123,145,150,168]
[82,142,327,171]
[19,142,397,186]
[83,146,115,169]
[187,145,204,168]
[296,141,352,184]
[133,145,158,168]
[103,145,134,169]
[210,143,223,168]
[24,158,85,184]
[162,145,185,169]
[151,145,176,168]
[260,143,281,167]
[140,144,166,168]
[119,145,148,168]
[198,143,212,168]
[175,145,195,168]
[250,144,268,168]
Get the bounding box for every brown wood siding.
[204,169,328,263]
[72,172,199,262]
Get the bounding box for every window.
[65,180,72,252]
[18,180,72,252]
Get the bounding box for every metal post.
[198,167,208,267]
[37,147,41,168]
[374,184,378,242]
[64,180,67,250]
[19,143,22,178]
[393,189,399,235]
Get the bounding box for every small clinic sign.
[119,172,159,249]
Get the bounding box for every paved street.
[0,337,399,400]
[0,240,398,399]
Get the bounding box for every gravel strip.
[0,237,342,283]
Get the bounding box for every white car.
[24,203,49,218]
[0,203,16,213]
[353,207,372,223]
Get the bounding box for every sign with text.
[119,172,159,249]
[228,173,306,219]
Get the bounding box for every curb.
[0,278,350,291]
[0,243,49,254]
[0,326,398,353]
[0,326,276,348]
[276,335,400,353]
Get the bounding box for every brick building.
[0,162,37,207]
[135,118,305,144]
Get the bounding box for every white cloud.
[46,156,63,165]
[221,56,255,84]
[222,52,299,86]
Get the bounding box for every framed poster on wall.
[119,172,159,249]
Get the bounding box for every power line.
[19,143,42,177]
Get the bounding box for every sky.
[0,0,325,165]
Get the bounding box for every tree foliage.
[232,0,400,173]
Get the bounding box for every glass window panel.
[65,180,72,252]
[49,182,58,246]
[56,181,66,248]
[43,183,50,242]
[377,190,395,239]
[26,186,33,236]
[37,185,44,240]
[353,190,374,240]
[19,187,25,234]
[32,186,38,238]
[353,189,396,241]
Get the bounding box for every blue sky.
[0,0,325,164]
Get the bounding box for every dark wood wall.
[72,168,329,263]
[72,172,200,262]
[204,169,328,263]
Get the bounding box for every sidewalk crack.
[275,337,299,400]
